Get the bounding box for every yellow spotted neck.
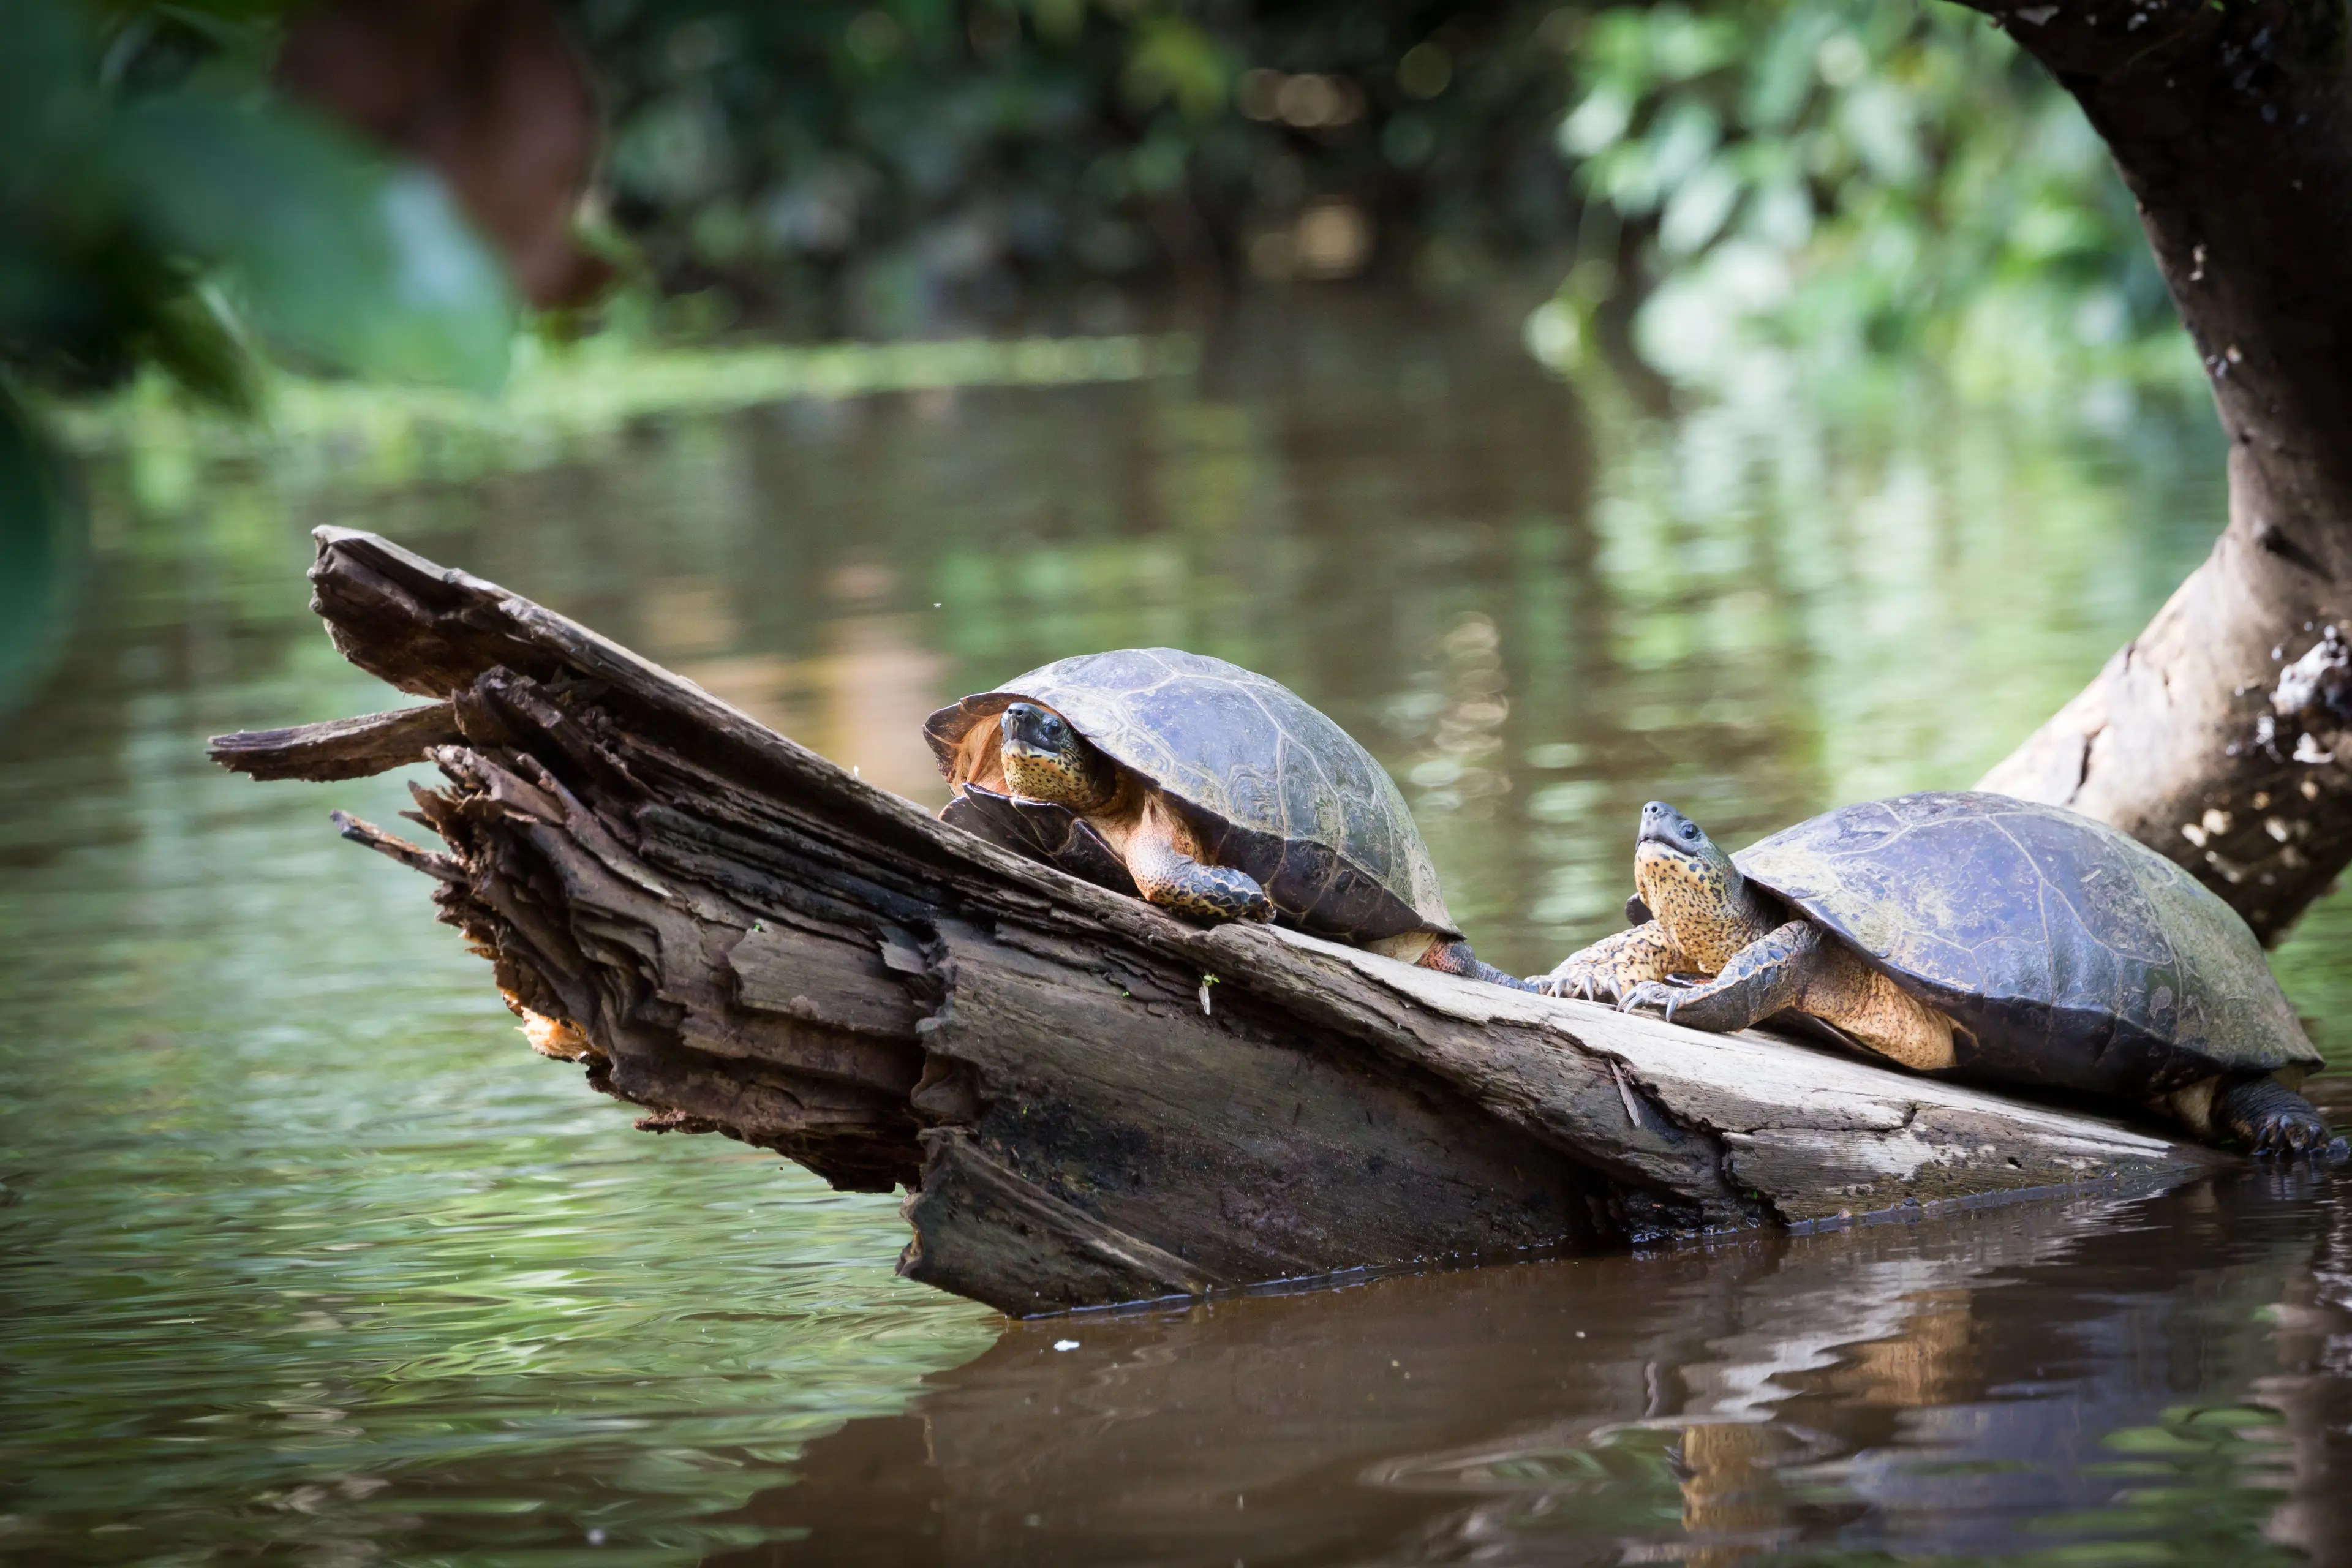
[1002,743,1117,812]
[1634,840,1777,971]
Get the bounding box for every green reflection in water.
[4,296,2344,1563]
[0,554,997,1562]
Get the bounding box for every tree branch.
[1970,0,2352,940]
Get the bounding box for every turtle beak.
[1637,801,1693,850]
[1000,701,1063,755]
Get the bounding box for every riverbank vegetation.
[7,0,2191,410]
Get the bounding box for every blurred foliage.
[56,328,1197,499]
[8,0,2198,404]
[1,0,518,401]
[1529,0,2190,392]
[2,0,2217,717]
[0,391,83,712]
[566,0,1584,334]
[0,0,519,715]
[570,0,2190,388]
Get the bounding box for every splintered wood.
[212,528,2216,1314]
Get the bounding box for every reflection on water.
[8,292,2352,1562]
[737,1167,2352,1565]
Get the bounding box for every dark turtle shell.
[1734,791,2321,1095]
[925,648,1456,943]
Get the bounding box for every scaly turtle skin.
[1542,791,2336,1154]
[925,648,1526,987]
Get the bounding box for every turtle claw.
[1537,964,1618,1005]
[2250,1110,2334,1157]
[1618,980,1680,1023]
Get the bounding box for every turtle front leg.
[1622,923,1959,1071]
[1536,921,1687,1002]
[2211,1074,2340,1156]
[1125,809,1273,924]
[1619,920,1821,1029]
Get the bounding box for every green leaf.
[121,95,517,392]
[1560,85,1635,158]
[132,282,261,412]
[1744,9,1840,132]
[0,391,83,718]
[1123,18,1234,120]
[1660,158,1744,255]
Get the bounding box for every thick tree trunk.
[216,529,2212,1314]
[1970,0,2352,942]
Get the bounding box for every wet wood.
[213,528,2219,1314]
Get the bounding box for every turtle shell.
[925,648,1456,943]
[1733,791,2321,1095]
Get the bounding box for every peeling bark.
[214,529,2217,1314]
[1969,0,2352,941]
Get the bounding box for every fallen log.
[213,527,2220,1314]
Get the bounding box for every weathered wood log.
[211,702,466,782]
[213,528,2219,1314]
[1969,0,2352,942]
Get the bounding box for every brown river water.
[7,293,2352,1563]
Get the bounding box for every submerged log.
[214,528,2218,1314]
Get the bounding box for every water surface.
[7,292,2352,1564]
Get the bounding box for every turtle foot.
[2254,1112,2335,1157]
[1133,859,1273,925]
[2213,1074,2336,1158]
[1173,880,1274,924]
[1535,962,1619,1004]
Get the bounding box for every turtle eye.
[1679,822,1698,841]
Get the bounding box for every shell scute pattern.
[1736,791,2319,1090]
[1221,759,1286,839]
[932,649,1453,941]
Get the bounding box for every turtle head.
[1634,801,1772,966]
[999,702,1120,813]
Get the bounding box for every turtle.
[1538,791,2335,1153]
[924,647,1527,987]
